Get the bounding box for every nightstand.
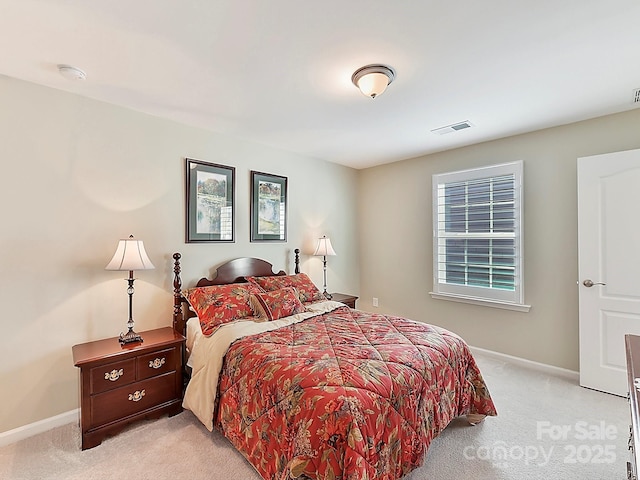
[72,327,185,450]
[330,293,358,308]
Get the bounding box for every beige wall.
[0,76,359,433]
[357,108,640,371]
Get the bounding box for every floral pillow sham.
[249,287,306,321]
[183,282,265,336]
[246,273,325,304]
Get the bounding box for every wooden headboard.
[172,248,300,335]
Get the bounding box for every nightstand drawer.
[90,372,178,427]
[137,347,177,380]
[90,358,136,394]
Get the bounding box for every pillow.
[246,273,325,304]
[183,282,265,336]
[249,287,305,321]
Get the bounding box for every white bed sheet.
[185,316,203,368]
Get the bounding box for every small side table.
[72,327,185,449]
[330,293,358,308]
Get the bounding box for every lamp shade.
[313,236,337,257]
[105,235,155,271]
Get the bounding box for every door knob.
[583,279,606,287]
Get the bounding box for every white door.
[578,148,640,396]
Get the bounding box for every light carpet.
[0,352,629,480]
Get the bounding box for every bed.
[171,250,497,480]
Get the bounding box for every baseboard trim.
[0,409,78,447]
[470,345,580,381]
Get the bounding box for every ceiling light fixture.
[57,64,87,81]
[351,64,395,98]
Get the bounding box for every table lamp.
[106,235,155,344]
[313,235,336,299]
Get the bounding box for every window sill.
[429,292,531,312]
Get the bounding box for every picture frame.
[185,158,235,243]
[250,171,287,242]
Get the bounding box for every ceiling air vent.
[634,88,640,103]
[431,120,474,135]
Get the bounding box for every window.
[431,161,529,311]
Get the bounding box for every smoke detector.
[57,65,87,81]
[431,120,474,135]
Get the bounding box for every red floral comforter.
[215,306,497,480]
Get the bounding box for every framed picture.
[185,158,235,243]
[250,171,287,242]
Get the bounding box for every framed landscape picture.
[185,158,235,243]
[250,171,287,242]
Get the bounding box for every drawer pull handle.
[128,390,145,402]
[105,369,124,382]
[149,357,166,369]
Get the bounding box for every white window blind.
[431,161,528,310]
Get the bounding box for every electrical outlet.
[372,297,379,307]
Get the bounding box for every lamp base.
[323,291,333,300]
[119,328,143,345]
